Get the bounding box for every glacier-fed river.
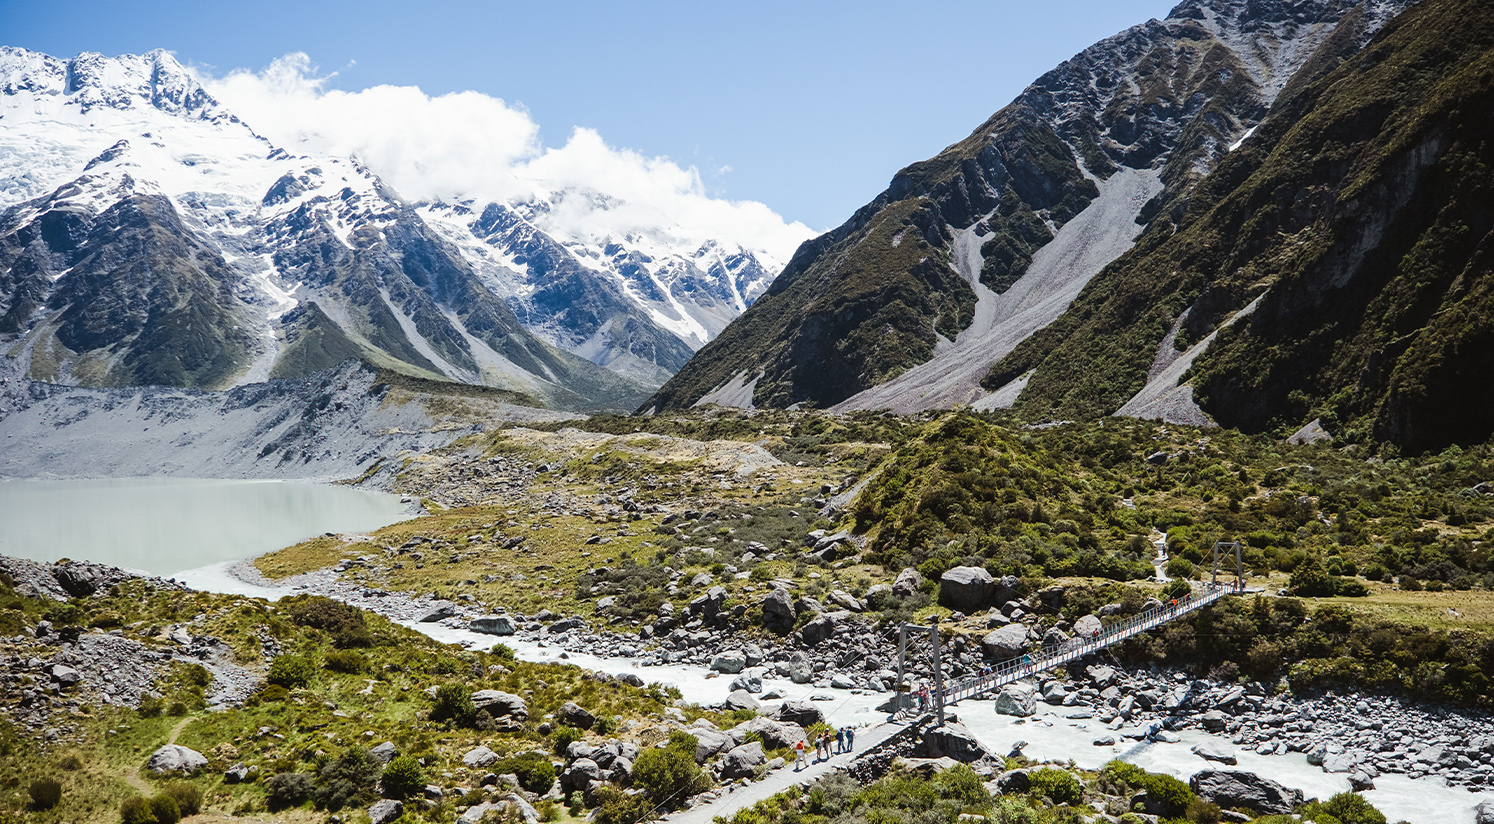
[0,477,411,575]
[137,544,1494,824]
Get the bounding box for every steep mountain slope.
[0,47,787,410]
[990,0,1494,453]
[645,0,1412,413]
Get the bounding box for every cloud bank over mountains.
[200,53,815,261]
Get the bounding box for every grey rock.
[828,589,864,612]
[690,728,735,764]
[224,763,250,783]
[939,566,995,612]
[997,769,1030,793]
[418,601,458,622]
[710,651,747,674]
[724,690,761,712]
[994,685,1037,717]
[1072,614,1102,638]
[1474,800,1494,824]
[800,612,847,647]
[892,568,924,599]
[369,799,404,824]
[472,690,528,720]
[1192,740,1237,765]
[146,744,207,775]
[982,623,1028,660]
[470,615,517,635]
[732,717,806,750]
[761,589,795,629]
[1190,770,1304,815]
[463,745,500,768]
[774,700,825,728]
[730,672,763,693]
[558,701,595,730]
[50,664,82,686]
[719,742,766,780]
[922,722,989,762]
[370,741,399,764]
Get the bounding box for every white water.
[172,565,1493,822]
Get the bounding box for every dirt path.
[123,715,196,792]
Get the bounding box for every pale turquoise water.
[0,478,410,575]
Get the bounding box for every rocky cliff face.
[987,0,1494,452]
[645,0,1415,414]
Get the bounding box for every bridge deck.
[923,582,1236,711]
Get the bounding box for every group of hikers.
[793,726,856,770]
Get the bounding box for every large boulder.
[800,612,848,646]
[1189,770,1304,815]
[1072,614,1102,638]
[146,744,207,775]
[994,685,1037,717]
[472,690,529,720]
[719,742,766,780]
[710,651,747,674]
[921,722,989,762]
[370,741,399,764]
[892,568,924,599]
[470,615,517,635]
[1192,740,1237,765]
[981,624,1029,660]
[761,589,796,631]
[1475,800,1494,824]
[939,566,995,612]
[773,700,825,728]
[369,799,404,824]
[558,701,595,730]
[732,717,806,750]
[463,745,500,768]
[724,689,761,712]
[691,728,735,764]
[418,601,458,622]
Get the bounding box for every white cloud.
[199,53,814,262]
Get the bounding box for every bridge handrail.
[926,581,1235,709]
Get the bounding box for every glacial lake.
[0,478,411,576]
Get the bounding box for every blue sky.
[8,0,1177,233]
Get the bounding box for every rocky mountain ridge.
[644,0,1417,416]
[0,47,784,410]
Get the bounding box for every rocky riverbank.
[230,559,1494,797]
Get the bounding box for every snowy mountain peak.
[0,47,216,118]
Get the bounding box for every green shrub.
[315,747,381,811]
[162,782,202,816]
[1027,767,1082,805]
[933,763,991,807]
[257,684,290,703]
[149,794,181,824]
[325,649,367,673]
[632,731,709,809]
[137,694,164,718]
[1165,558,1196,580]
[59,753,82,771]
[264,772,314,810]
[381,755,425,798]
[267,654,317,689]
[1185,797,1221,824]
[120,796,156,824]
[592,786,652,824]
[431,683,476,727]
[495,752,557,793]
[28,778,61,810]
[551,725,585,755]
[1309,792,1388,824]
[286,595,373,648]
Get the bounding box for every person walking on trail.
[795,738,807,771]
[823,730,834,758]
[836,727,846,754]
[846,726,855,751]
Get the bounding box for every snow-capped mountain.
[0,46,779,407]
